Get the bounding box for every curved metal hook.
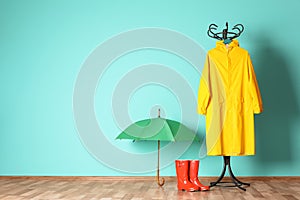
[207,23,222,40]
[229,24,244,39]
[207,24,218,37]
[233,24,244,33]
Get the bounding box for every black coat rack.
[206,22,249,191]
[207,22,244,42]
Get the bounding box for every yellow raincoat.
[197,40,263,156]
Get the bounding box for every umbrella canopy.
[116,117,199,142]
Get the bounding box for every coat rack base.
[210,156,250,191]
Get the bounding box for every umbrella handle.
[156,171,165,186]
[157,140,165,186]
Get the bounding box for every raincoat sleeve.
[248,54,263,114]
[197,55,211,115]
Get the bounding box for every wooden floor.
[0,177,299,200]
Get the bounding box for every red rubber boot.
[189,160,210,191]
[175,160,199,192]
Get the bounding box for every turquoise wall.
[1,0,300,176]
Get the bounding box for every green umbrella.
[116,109,200,186]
